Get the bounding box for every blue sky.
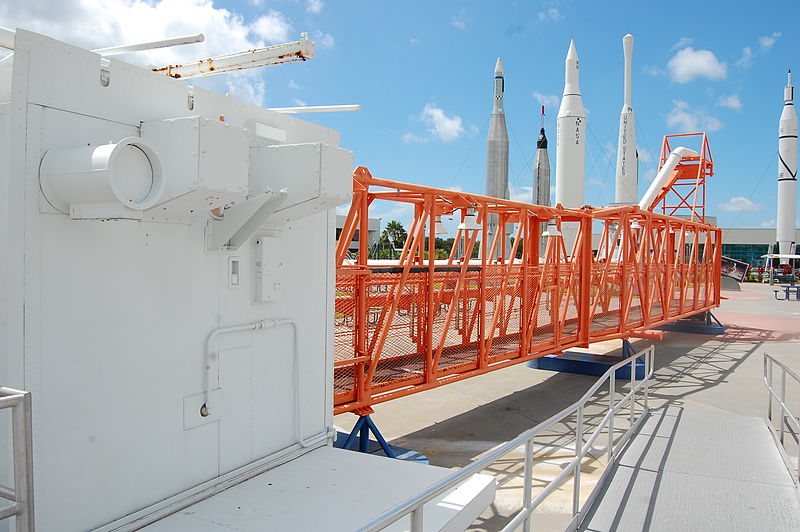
[2,0,798,231]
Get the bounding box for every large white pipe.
[92,33,204,56]
[777,70,797,265]
[555,40,586,209]
[638,146,698,210]
[615,34,638,204]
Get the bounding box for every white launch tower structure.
[777,70,798,264]
[615,34,638,205]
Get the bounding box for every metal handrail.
[764,354,800,485]
[357,345,655,532]
[0,387,34,531]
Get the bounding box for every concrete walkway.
[580,408,800,531]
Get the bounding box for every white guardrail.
[0,387,34,531]
[764,354,800,485]
[357,345,655,532]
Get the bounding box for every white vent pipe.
[638,146,698,210]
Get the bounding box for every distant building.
[721,227,800,267]
[336,214,381,252]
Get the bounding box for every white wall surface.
[2,30,350,531]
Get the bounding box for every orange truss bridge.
[334,134,720,416]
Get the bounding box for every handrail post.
[410,506,423,531]
[573,407,583,517]
[766,357,773,422]
[643,349,649,411]
[523,438,533,532]
[608,374,615,462]
[630,356,636,428]
[779,369,786,445]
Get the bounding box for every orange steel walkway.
[334,133,720,415]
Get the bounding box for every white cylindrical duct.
[638,146,698,211]
[40,137,165,217]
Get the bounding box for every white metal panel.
[249,142,353,223]
[5,30,341,531]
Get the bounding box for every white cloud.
[288,79,301,89]
[638,148,653,163]
[718,94,742,110]
[667,47,727,83]
[670,37,693,50]
[0,0,306,106]
[225,73,265,105]
[642,169,657,182]
[421,104,474,142]
[537,8,564,21]
[292,98,307,107]
[643,65,664,77]
[760,219,775,228]
[447,185,464,192]
[451,11,468,30]
[531,91,560,108]
[509,184,533,203]
[402,132,425,144]
[251,10,293,43]
[737,47,754,68]
[718,197,761,212]
[314,30,335,49]
[759,32,781,51]
[410,37,420,46]
[666,100,723,133]
[305,0,324,14]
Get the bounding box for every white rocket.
[533,106,550,207]
[555,40,586,209]
[777,70,798,264]
[486,57,509,256]
[615,34,638,205]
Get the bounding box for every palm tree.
[382,220,407,259]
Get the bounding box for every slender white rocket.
[615,34,638,205]
[555,40,586,209]
[486,57,509,257]
[777,70,798,264]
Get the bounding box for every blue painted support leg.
[621,338,635,358]
[342,415,396,458]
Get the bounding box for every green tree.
[382,220,408,259]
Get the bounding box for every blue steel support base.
[657,311,725,335]
[339,415,396,459]
[528,339,645,380]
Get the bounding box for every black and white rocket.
[777,70,798,263]
[615,34,638,205]
[486,57,509,255]
[533,106,550,207]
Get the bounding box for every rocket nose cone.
[567,40,578,60]
[495,57,504,76]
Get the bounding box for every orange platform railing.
[334,141,720,415]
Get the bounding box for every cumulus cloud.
[737,47,754,68]
[760,219,775,228]
[670,37,693,50]
[509,184,534,203]
[718,94,742,110]
[666,100,723,133]
[638,148,653,163]
[667,47,727,83]
[532,90,560,108]
[643,65,664,77]
[292,98,307,107]
[288,79,301,89]
[642,169,657,182]
[421,104,474,142]
[718,197,761,212]
[402,132,425,144]
[314,30,335,48]
[451,11,468,30]
[759,32,781,51]
[305,0,324,14]
[0,0,309,106]
[251,10,292,43]
[538,8,564,21]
